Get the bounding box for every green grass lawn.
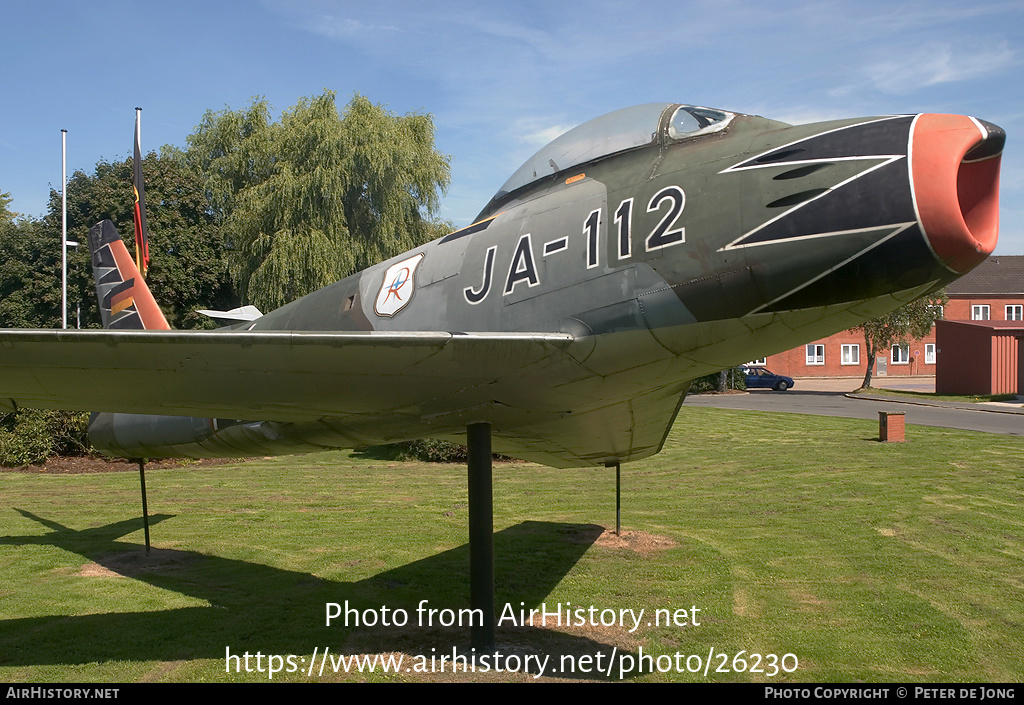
[859,387,1023,405]
[1,407,1021,682]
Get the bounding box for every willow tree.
[186,92,451,311]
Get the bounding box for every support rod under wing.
[467,422,495,652]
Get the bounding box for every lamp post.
[61,129,79,329]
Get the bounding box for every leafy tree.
[1,151,235,331]
[185,91,451,311]
[0,211,74,328]
[854,291,948,389]
[1,191,16,227]
[42,151,236,329]
[0,192,94,466]
[1,191,67,328]
[185,100,275,224]
[0,153,236,463]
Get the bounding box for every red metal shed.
[935,319,1024,395]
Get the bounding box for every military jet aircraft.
[0,103,1004,649]
[1,104,1003,468]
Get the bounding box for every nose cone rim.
[911,113,1002,273]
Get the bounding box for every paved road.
[685,389,1024,436]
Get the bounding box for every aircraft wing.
[0,329,576,419]
[0,328,688,467]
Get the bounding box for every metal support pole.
[607,460,621,536]
[466,422,495,652]
[137,459,151,554]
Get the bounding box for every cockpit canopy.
[494,103,735,201]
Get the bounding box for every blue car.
[743,366,794,391]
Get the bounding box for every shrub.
[397,439,469,463]
[689,367,747,394]
[0,409,92,466]
[375,438,515,463]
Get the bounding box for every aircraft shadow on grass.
[0,510,645,679]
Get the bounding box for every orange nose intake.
[911,113,1003,273]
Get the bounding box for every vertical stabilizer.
[87,220,169,330]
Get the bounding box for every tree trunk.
[861,329,875,390]
[717,369,728,393]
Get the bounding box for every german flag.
[132,108,150,278]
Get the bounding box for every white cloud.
[491,117,577,179]
[866,42,1015,94]
[293,14,400,40]
[771,107,857,126]
[521,123,574,147]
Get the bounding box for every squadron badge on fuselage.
[374,253,425,317]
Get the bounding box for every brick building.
[756,255,1024,379]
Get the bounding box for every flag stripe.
[132,109,150,278]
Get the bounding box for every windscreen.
[494,103,672,199]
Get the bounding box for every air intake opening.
[910,114,1003,273]
[957,152,1001,257]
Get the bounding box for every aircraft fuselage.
[77,106,1007,465]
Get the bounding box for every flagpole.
[61,129,68,330]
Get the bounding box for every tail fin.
[87,220,170,330]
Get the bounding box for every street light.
[60,129,81,329]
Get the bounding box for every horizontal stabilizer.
[196,305,263,322]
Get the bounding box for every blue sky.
[2,0,1021,253]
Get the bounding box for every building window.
[891,344,910,364]
[805,344,824,365]
[925,343,935,364]
[972,305,990,320]
[841,344,859,365]
[748,358,767,365]
[1006,305,1023,321]
[929,304,944,320]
